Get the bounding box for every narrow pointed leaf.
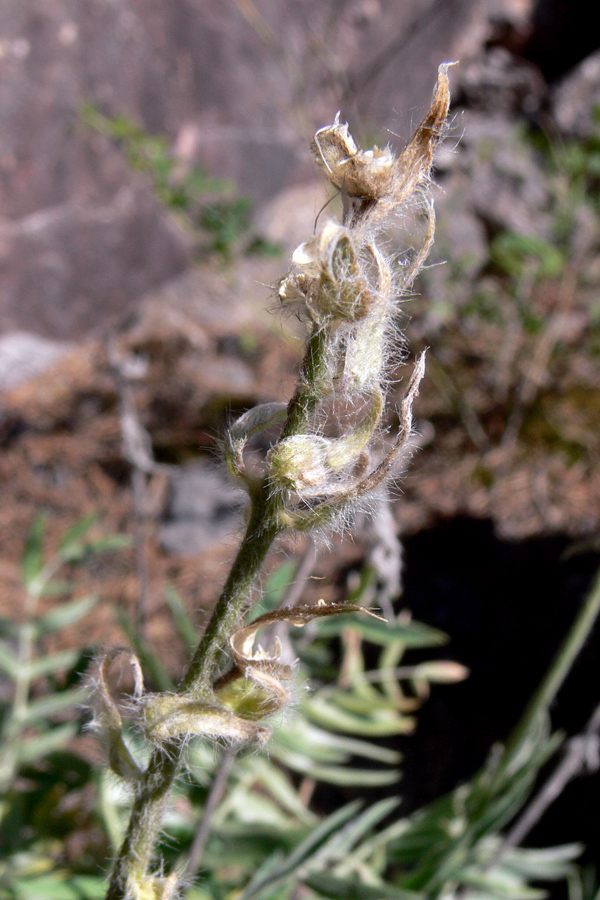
[273,719,402,765]
[239,802,362,900]
[316,614,447,647]
[245,757,318,825]
[0,638,19,679]
[271,751,400,786]
[18,721,79,763]
[38,579,74,598]
[165,585,197,654]
[313,798,399,861]
[25,649,81,680]
[304,871,420,900]
[22,512,47,589]
[304,694,414,736]
[58,513,99,555]
[19,687,87,725]
[500,843,582,879]
[36,595,98,634]
[60,533,131,564]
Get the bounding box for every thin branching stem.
[105,320,331,900]
[103,68,452,897]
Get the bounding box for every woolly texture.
[102,65,453,900]
[227,64,453,530]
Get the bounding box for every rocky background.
[1,0,600,865]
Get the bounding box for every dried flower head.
[101,66,454,900]
[227,63,455,533]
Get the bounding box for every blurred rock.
[519,0,600,82]
[0,188,192,339]
[457,46,545,116]
[0,0,515,340]
[551,50,600,139]
[253,181,328,256]
[0,330,72,390]
[159,462,245,556]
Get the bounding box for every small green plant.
[0,514,129,900]
[174,563,600,900]
[81,107,277,260]
[92,560,466,900]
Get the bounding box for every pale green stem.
[281,325,330,439]
[105,326,330,899]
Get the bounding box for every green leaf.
[9,872,99,900]
[0,637,20,679]
[17,722,78,763]
[461,867,546,899]
[303,694,414,736]
[239,802,362,900]
[312,798,399,862]
[25,649,81,680]
[60,533,130,564]
[86,534,132,555]
[19,687,87,725]
[58,514,99,556]
[315,615,448,648]
[35,595,98,634]
[303,871,419,900]
[237,851,287,900]
[242,757,317,825]
[21,513,48,590]
[500,843,583,880]
[274,718,402,765]
[219,790,302,832]
[269,738,401,787]
[310,765,400,788]
[165,585,197,654]
[69,876,108,899]
[38,580,74,598]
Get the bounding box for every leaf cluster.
[0,516,129,900]
[80,106,278,260]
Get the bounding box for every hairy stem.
[105,323,330,899]
[180,496,282,697]
[281,325,330,439]
[105,745,181,900]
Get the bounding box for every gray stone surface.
[0,330,72,390]
[0,0,495,340]
[159,462,245,556]
[551,50,600,138]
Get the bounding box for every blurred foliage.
[0,521,597,900]
[81,106,280,261]
[546,106,600,217]
[0,515,129,900]
[3,104,600,898]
